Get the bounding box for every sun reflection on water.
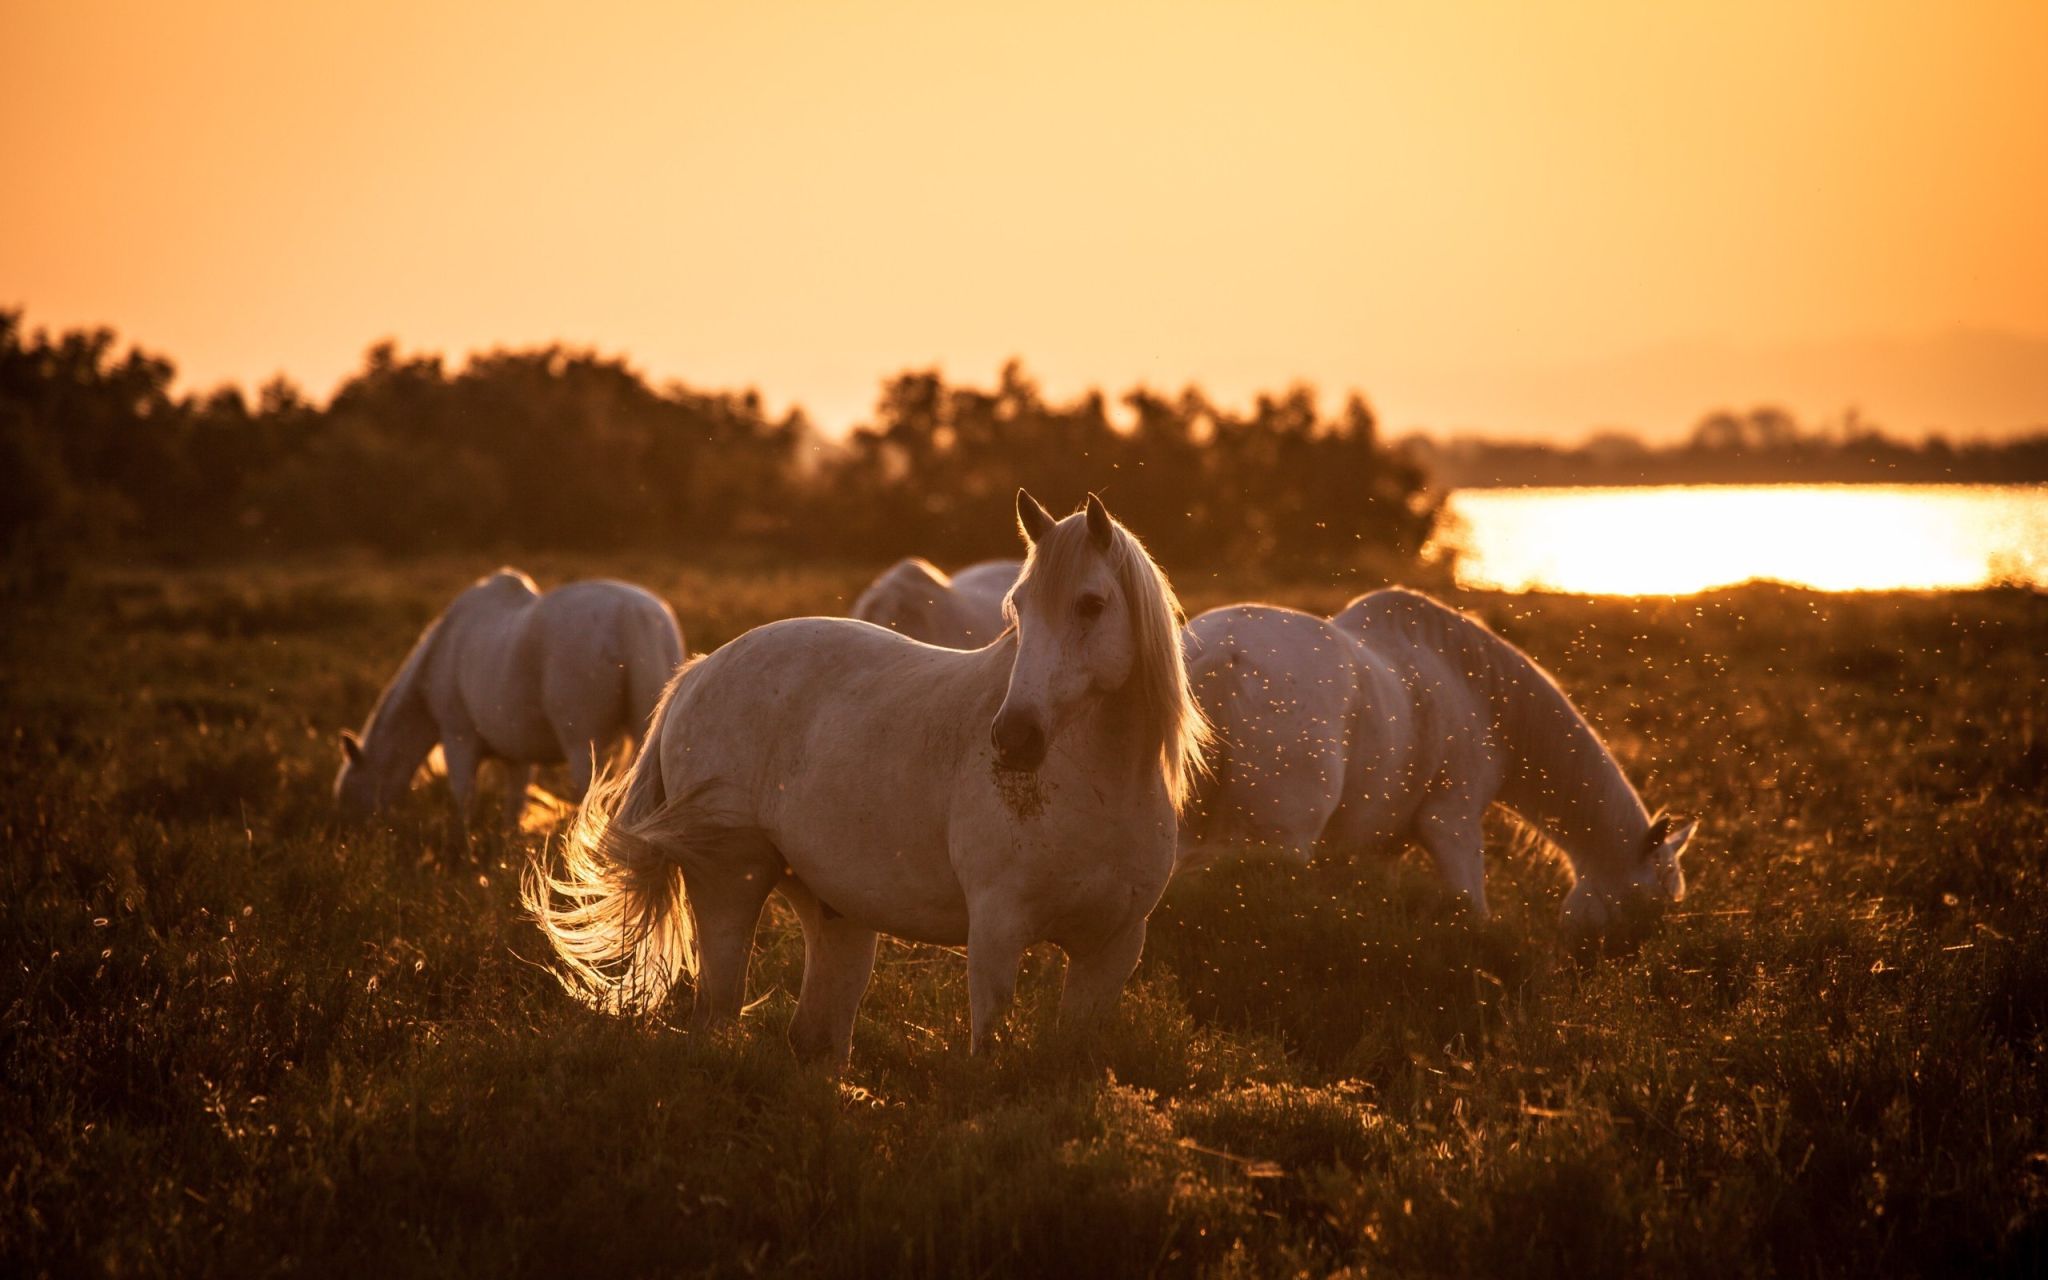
[1441,484,2048,595]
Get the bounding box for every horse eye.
[1075,594,1107,621]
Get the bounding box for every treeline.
[1404,406,2048,489]
[0,311,1437,570]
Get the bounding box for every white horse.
[336,569,685,830]
[849,557,1022,647]
[524,492,1205,1066]
[1181,589,1694,935]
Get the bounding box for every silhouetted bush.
[1,311,1438,570]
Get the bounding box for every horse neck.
[359,622,446,791]
[957,629,1023,704]
[1482,643,1651,886]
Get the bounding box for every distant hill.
[1385,330,2048,444]
[1402,406,2048,489]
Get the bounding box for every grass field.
[4,555,2044,1277]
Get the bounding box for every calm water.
[1441,484,2048,595]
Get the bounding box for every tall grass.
[3,558,2043,1276]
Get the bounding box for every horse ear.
[1649,812,1698,860]
[339,729,363,764]
[1016,489,1056,545]
[1084,492,1114,548]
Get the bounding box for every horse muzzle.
[990,708,1049,772]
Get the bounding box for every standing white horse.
[336,569,685,830]
[849,557,1022,647]
[524,493,1205,1065]
[1181,589,1694,934]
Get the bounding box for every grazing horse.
[335,570,685,830]
[524,493,1205,1066]
[849,557,1022,647]
[1181,589,1694,934]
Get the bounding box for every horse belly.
[769,811,971,946]
[467,668,564,762]
[1326,781,1414,856]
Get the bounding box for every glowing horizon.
[1446,483,2048,594]
[5,1,2046,440]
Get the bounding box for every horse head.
[332,729,381,819]
[1560,809,1699,939]
[992,490,1207,808]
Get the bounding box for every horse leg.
[965,909,1034,1055]
[544,653,619,804]
[1057,916,1147,1031]
[500,762,532,833]
[684,866,777,1031]
[556,730,600,804]
[440,734,482,834]
[1413,795,1490,919]
[782,883,879,1068]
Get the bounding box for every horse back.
[949,559,1023,607]
[1331,588,1510,806]
[528,581,684,735]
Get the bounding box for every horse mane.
[1009,514,1210,812]
[1338,587,1651,867]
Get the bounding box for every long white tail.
[521,699,696,1015]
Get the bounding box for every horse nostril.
[991,711,1048,771]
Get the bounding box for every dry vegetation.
[4,556,2044,1277]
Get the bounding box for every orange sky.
[5,0,2046,440]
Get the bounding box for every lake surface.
[1440,484,2048,595]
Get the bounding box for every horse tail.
[521,681,696,1015]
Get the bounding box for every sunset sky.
[5,0,2046,441]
